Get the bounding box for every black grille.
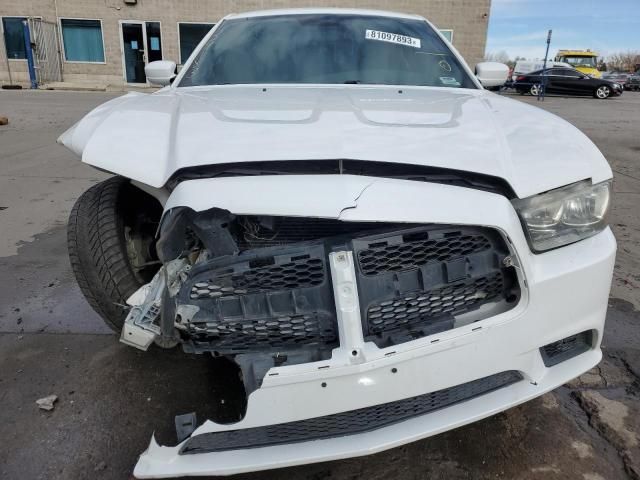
[186,313,336,351]
[353,226,519,347]
[367,273,504,336]
[176,223,520,354]
[179,244,338,354]
[235,217,398,250]
[358,232,492,276]
[181,370,523,454]
[188,257,325,299]
[540,330,593,367]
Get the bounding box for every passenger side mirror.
[145,60,177,86]
[475,62,510,88]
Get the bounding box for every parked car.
[513,67,623,98]
[59,9,616,478]
[627,73,640,91]
[511,60,571,82]
[602,71,630,89]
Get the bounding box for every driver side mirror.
[145,60,177,86]
[475,62,510,88]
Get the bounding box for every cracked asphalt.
[1,90,639,480]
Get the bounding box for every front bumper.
[134,175,616,478]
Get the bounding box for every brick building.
[1,0,491,88]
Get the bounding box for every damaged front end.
[122,174,616,477]
[122,192,520,399]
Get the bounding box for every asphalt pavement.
[0,89,639,480]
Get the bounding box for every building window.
[60,19,105,63]
[2,17,27,59]
[178,23,214,64]
[440,29,454,43]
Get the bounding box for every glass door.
[120,21,163,84]
[145,22,162,63]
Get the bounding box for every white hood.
[58,85,611,198]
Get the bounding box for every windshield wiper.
[343,80,362,84]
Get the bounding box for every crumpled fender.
[57,92,146,157]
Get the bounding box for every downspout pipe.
[22,19,38,89]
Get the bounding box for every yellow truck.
[555,50,601,78]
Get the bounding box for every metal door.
[27,18,63,84]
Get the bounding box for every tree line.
[485,50,640,72]
[602,52,640,72]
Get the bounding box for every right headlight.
[512,180,611,252]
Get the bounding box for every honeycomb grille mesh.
[187,314,336,351]
[189,258,324,299]
[367,273,504,335]
[181,370,523,454]
[540,330,593,367]
[358,234,491,276]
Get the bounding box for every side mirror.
[145,60,177,86]
[475,62,510,88]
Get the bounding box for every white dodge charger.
[58,8,615,478]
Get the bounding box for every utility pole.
[538,29,552,101]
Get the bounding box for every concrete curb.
[38,82,158,93]
[41,82,107,92]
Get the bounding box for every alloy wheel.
[596,86,610,99]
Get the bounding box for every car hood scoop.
[205,88,464,127]
[58,85,610,198]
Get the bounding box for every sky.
[486,0,639,61]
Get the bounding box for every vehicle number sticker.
[365,29,421,48]
[440,76,460,86]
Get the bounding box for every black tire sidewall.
[67,176,158,331]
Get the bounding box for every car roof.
[225,8,425,21]
[527,67,581,75]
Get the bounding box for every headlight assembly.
[512,180,611,252]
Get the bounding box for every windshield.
[561,56,597,68]
[179,14,476,88]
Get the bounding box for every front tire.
[68,177,161,331]
[594,85,611,99]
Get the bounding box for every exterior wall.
[0,1,54,84]
[1,0,491,87]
